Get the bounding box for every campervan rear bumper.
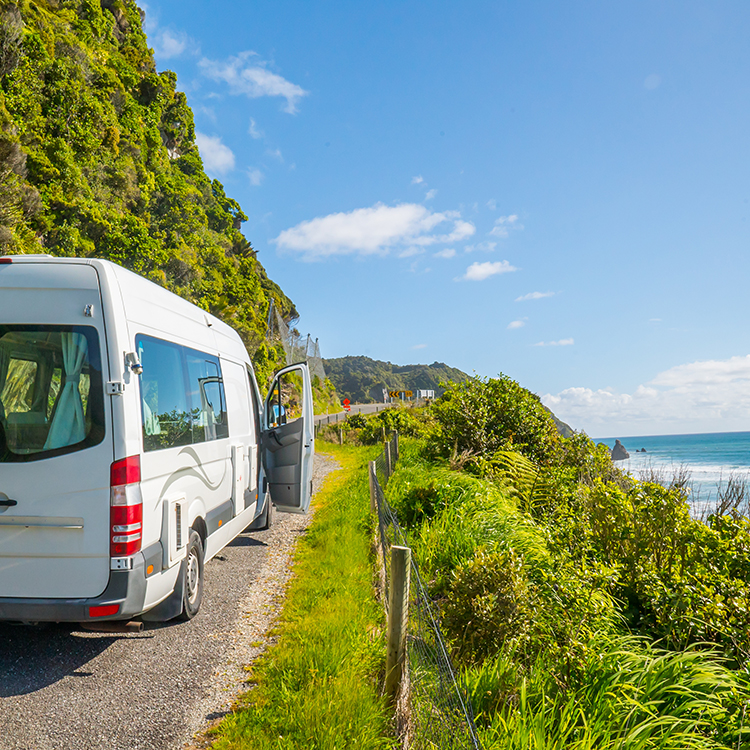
[0,553,148,622]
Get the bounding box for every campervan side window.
[0,325,105,462]
[136,335,229,452]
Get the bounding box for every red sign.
[343,398,351,412]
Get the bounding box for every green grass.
[207,442,397,750]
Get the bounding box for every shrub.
[346,412,367,429]
[358,406,433,444]
[430,375,559,464]
[444,549,531,662]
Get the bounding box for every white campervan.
[0,255,314,623]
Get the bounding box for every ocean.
[598,431,750,512]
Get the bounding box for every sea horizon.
[595,430,750,512]
[595,429,750,442]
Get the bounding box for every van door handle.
[0,498,17,506]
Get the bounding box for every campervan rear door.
[262,362,314,513]
[0,261,113,599]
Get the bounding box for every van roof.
[0,255,246,358]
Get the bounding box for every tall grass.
[207,443,397,750]
[472,636,749,749]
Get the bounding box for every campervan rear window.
[0,326,105,462]
[136,335,229,452]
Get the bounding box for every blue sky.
[142,1,750,437]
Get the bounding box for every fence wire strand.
[373,434,482,750]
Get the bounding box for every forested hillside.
[0,0,294,384]
[324,355,469,403]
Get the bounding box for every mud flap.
[140,560,186,622]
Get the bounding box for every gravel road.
[0,454,337,750]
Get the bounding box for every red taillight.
[89,604,120,618]
[110,456,142,557]
[110,455,140,486]
[0,258,12,264]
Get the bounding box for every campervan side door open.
[262,363,314,514]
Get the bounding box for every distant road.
[314,402,392,427]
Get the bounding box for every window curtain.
[44,332,88,450]
[0,345,9,423]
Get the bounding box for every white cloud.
[398,247,424,258]
[248,118,263,139]
[464,241,497,253]
[248,168,264,186]
[412,175,424,184]
[267,148,284,161]
[440,220,476,244]
[516,291,555,302]
[534,338,574,347]
[152,29,191,59]
[412,343,427,350]
[273,203,475,260]
[543,354,750,435]
[425,189,437,201]
[459,260,518,282]
[195,132,235,175]
[507,319,526,330]
[199,51,309,114]
[198,105,217,122]
[486,199,497,211]
[434,248,456,259]
[489,214,521,238]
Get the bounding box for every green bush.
[444,548,531,662]
[430,375,560,464]
[346,412,367,429]
[358,405,433,444]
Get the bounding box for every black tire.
[177,530,204,621]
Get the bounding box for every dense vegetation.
[0,0,295,384]
[323,354,469,403]
[360,375,750,748]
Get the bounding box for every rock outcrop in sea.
[611,440,630,460]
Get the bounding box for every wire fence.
[372,433,482,750]
[267,300,327,383]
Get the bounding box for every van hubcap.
[186,550,200,605]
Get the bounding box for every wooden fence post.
[368,460,377,513]
[339,427,343,445]
[384,440,392,479]
[385,545,411,702]
[393,431,399,461]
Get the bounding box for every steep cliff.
[0,0,294,383]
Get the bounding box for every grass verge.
[207,442,397,750]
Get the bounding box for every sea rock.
[611,440,629,460]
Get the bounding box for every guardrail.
[369,433,482,750]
